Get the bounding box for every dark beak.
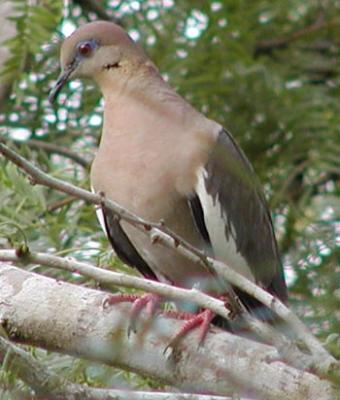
[48,60,78,103]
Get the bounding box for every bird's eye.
[77,41,94,57]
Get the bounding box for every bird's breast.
[90,123,217,222]
[91,144,181,221]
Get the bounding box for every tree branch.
[0,263,336,400]
[73,0,122,25]
[0,137,90,168]
[0,142,337,375]
[0,248,315,373]
[0,335,72,399]
[255,16,338,56]
[46,196,78,213]
[0,335,232,400]
[0,248,231,323]
[0,1,17,106]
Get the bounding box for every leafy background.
[0,0,339,396]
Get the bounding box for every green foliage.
[0,0,339,395]
[0,0,63,81]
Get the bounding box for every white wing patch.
[195,167,255,282]
[91,186,108,237]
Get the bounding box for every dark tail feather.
[212,288,285,337]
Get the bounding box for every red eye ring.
[78,41,93,57]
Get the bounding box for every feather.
[190,129,287,302]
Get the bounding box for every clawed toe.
[164,309,215,352]
[102,293,139,308]
[128,293,162,335]
[103,292,162,335]
[103,293,218,350]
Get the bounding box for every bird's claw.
[103,292,162,335]
[164,309,215,353]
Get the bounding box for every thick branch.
[0,263,335,400]
[0,142,337,375]
[0,337,231,400]
[0,248,315,373]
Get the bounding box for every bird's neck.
[96,64,199,145]
[99,64,186,113]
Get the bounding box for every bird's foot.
[128,293,162,335]
[103,293,162,335]
[103,293,139,308]
[164,308,215,351]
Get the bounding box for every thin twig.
[0,137,90,168]
[255,17,338,56]
[73,0,123,25]
[46,196,78,212]
[0,143,337,375]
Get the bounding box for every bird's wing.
[189,128,287,303]
[100,207,158,281]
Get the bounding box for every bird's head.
[49,21,149,103]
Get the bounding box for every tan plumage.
[50,21,287,321]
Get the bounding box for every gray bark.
[0,263,336,400]
[0,2,16,102]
